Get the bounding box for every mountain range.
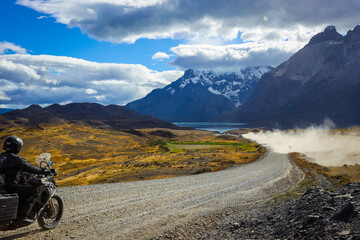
[2,26,359,129]
[226,25,360,128]
[0,103,181,130]
[126,67,272,122]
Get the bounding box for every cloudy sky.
[1,0,359,109]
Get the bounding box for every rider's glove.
[42,168,51,175]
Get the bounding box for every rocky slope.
[126,67,272,122]
[153,183,360,240]
[0,102,181,129]
[232,183,360,239]
[227,25,360,128]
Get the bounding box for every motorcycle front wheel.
[37,194,63,230]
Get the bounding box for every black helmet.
[3,136,23,154]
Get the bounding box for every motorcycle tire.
[37,194,63,230]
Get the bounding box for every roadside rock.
[332,202,355,222]
[154,183,360,240]
[229,183,360,239]
[231,222,240,230]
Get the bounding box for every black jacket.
[0,151,43,190]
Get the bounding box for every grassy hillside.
[291,152,360,186]
[0,123,264,186]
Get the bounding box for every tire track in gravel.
[1,150,303,240]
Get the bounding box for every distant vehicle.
[0,153,63,231]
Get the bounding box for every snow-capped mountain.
[174,67,272,107]
[126,67,272,122]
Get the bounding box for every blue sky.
[0,0,183,71]
[0,0,359,109]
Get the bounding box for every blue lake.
[173,122,246,133]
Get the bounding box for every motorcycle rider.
[0,136,50,224]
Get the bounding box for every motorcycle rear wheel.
[37,194,63,230]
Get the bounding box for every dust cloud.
[243,126,360,167]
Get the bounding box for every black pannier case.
[0,194,19,222]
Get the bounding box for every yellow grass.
[326,165,360,183]
[290,152,359,186]
[0,123,264,186]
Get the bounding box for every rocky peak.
[174,67,273,107]
[325,25,336,32]
[241,66,272,79]
[183,69,197,78]
[307,25,343,46]
[15,104,46,115]
[26,104,43,111]
[344,25,360,42]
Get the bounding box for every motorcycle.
[0,153,63,231]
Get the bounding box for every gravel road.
[1,150,303,240]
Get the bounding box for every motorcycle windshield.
[36,153,52,167]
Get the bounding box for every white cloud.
[85,88,98,94]
[152,52,170,60]
[16,0,360,43]
[15,0,360,71]
[167,25,328,71]
[0,42,28,55]
[0,92,11,101]
[0,59,41,81]
[0,54,183,108]
[37,16,48,20]
[169,36,309,71]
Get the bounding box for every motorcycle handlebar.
[33,168,58,178]
[50,169,58,176]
